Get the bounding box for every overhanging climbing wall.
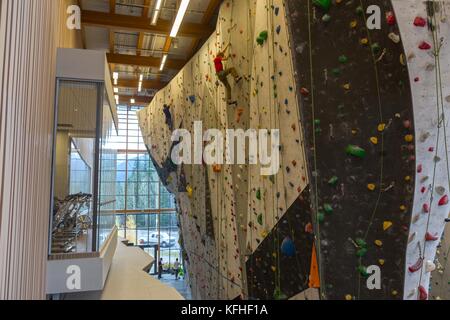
[138,0,314,300]
[286,0,416,300]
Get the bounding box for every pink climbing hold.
[417,164,422,173]
[425,232,438,241]
[423,203,429,213]
[438,195,449,206]
[418,286,428,300]
[419,41,431,50]
[413,17,427,27]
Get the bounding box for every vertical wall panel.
[0,0,80,300]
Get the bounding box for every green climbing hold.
[328,176,339,186]
[257,31,269,46]
[318,212,325,223]
[332,68,341,77]
[313,0,331,11]
[346,145,366,159]
[372,43,381,54]
[356,248,368,257]
[257,214,263,226]
[355,238,367,248]
[338,55,348,64]
[324,203,333,214]
[356,6,364,16]
[314,119,321,126]
[273,287,288,300]
[256,189,262,200]
[357,265,369,277]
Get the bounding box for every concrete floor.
[153,274,192,300]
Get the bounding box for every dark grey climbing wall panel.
[246,190,314,300]
[285,0,416,299]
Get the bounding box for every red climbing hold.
[408,257,423,273]
[418,286,428,300]
[300,88,310,97]
[425,232,438,241]
[438,195,448,206]
[414,17,427,27]
[423,203,430,213]
[421,187,426,194]
[386,11,396,26]
[419,41,431,50]
[417,164,423,173]
[305,222,313,234]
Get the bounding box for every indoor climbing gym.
[1,0,450,308]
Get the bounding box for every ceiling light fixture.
[170,0,190,38]
[113,72,119,85]
[130,98,136,104]
[160,53,168,71]
[151,0,163,25]
[114,94,119,105]
[114,87,119,93]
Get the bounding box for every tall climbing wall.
[392,0,450,300]
[286,0,417,299]
[138,0,314,300]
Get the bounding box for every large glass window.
[110,106,180,270]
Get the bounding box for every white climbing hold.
[388,32,400,43]
[425,260,436,273]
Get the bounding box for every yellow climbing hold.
[383,221,393,231]
[400,205,407,211]
[360,38,369,45]
[186,185,193,198]
[370,137,378,145]
[392,290,398,296]
[343,83,351,90]
[350,20,358,28]
[351,129,358,135]
[405,176,411,182]
[375,240,383,247]
[261,230,268,238]
[271,266,277,272]
[345,294,353,301]
[405,134,414,143]
[367,184,376,191]
[378,123,386,132]
[379,259,385,266]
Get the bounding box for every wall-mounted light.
[151,0,163,25]
[113,72,119,85]
[114,94,119,105]
[114,87,119,93]
[170,0,190,38]
[130,98,136,104]
[160,53,168,71]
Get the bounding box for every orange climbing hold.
[309,243,320,289]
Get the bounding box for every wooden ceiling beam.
[107,53,185,70]
[81,10,213,38]
[115,79,166,90]
[118,95,153,105]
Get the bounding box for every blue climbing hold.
[281,236,296,257]
[189,95,196,103]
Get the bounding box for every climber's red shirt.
[214,56,224,73]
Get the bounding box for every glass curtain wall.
[109,106,180,271]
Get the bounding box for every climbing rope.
[306,0,327,300]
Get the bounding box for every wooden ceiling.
[79,0,222,106]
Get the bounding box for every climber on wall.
[214,43,242,106]
[163,103,174,131]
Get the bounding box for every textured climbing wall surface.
[286,0,416,299]
[392,0,450,300]
[138,0,311,300]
